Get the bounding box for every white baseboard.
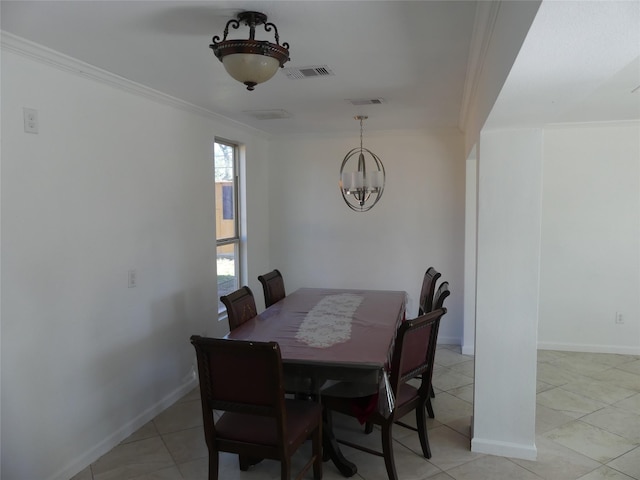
[471,437,537,461]
[435,337,473,355]
[50,378,198,480]
[538,342,640,355]
[437,335,461,346]
[462,344,475,355]
[453,342,639,356]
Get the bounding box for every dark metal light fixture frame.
[210,11,290,91]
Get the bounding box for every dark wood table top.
[225,288,406,372]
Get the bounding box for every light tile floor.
[72,348,640,480]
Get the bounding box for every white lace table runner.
[295,293,364,348]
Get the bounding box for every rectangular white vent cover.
[347,98,386,106]
[244,109,292,120]
[283,65,335,79]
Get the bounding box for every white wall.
[1,40,270,480]
[267,129,466,344]
[538,122,640,354]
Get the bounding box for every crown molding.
[458,1,502,134]
[0,31,269,138]
[545,119,640,129]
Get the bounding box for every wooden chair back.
[388,309,445,402]
[425,281,449,416]
[418,267,441,315]
[257,269,286,308]
[433,281,450,310]
[220,286,257,331]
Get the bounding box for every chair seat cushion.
[216,399,321,447]
[324,383,419,424]
[396,383,419,405]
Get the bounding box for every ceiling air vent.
[347,98,386,106]
[283,65,335,79]
[244,109,292,120]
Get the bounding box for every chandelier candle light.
[339,116,386,212]
[210,11,290,91]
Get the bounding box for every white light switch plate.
[23,107,38,134]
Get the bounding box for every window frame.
[214,138,242,317]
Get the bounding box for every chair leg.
[280,457,291,480]
[426,396,435,419]
[381,422,398,480]
[209,451,219,480]
[416,400,432,459]
[430,385,435,398]
[364,421,374,434]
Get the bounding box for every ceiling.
[1,1,639,136]
[486,0,640,128]
[0,0,477,135]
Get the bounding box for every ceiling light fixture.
[339,116,385,212]
[210,11,290,91]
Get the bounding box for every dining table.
[224,287,407,477]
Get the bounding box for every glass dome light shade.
[222,53,281,87]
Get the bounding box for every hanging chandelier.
[209,11,290,91]
[339,116,386,212]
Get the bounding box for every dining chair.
[257,269,286,308]
[190,336,323,480]
[322,308,446,480]
[432,281,450,311]
[426,281,450,418]
[418,267,442,315]
[220,286,257,331]
[416,267,442,412]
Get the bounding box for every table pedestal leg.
[322,408,357,477]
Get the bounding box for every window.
[214,139,240,314]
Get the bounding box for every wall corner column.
[471,127,543,460]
